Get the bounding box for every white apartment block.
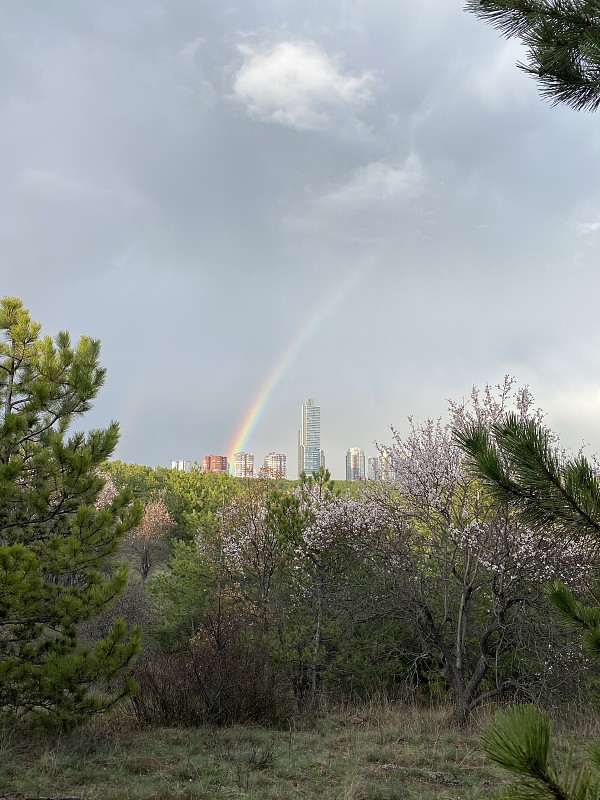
[233,452,254,478]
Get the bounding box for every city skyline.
[179,397,380,480]
[179,445,378,480]
[177,398,379,479]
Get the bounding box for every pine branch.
[455,415,600,540]
[481,705,593,799]
[465,0,600,111]
[548,580,600,655]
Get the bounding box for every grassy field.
[0,702,592,800]
[0,702,497,800]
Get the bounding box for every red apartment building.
[202,454,229,473]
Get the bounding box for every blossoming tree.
[367,378,592,724]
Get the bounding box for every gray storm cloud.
[2,0,600,476]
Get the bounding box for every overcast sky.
[3,1,600,478]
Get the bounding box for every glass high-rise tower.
[298,397,324,477]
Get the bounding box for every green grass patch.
[0,702,594,800]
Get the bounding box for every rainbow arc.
[227,265,367,460]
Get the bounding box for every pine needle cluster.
[466,0,600,110]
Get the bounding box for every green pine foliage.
[466,0,600,111]
[147,539,217,648]
[455,413,600,798]
[547,580,600,655]
[481,705,600,799]
[455,413,600,538]
[0,297,141,729]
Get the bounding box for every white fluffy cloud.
[317,155,425,209]
[284,155,428,245]
[232,40,376,132]
[573,219,600,235]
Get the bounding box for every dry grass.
[1,701,598,800]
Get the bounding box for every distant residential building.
[202,454,228,474]
[367,457,377,480]
[234,452,254,478]
[171,460,191,472]
[377,449,400,482]
[367,452,399,481]
[261,452,287,479]
[298,397,325,477]
[346,447,366,481]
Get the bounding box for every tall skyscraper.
[298,397,324,477]
[171,459,191,472]
[233,452,254,478]
[202,454,228,473]
[261,452,287,479]
[346,447,366,481]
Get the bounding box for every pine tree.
[466,0,600,110]
[455,414,600,798]
[0,297,141,729]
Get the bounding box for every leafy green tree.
[104,460,239,542]
[466,0,600,110]
[162,468,237,542]
[0,297,141,728]
[455,413,600,796]
[104,460,161,502]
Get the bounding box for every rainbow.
[228,264,368,460]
